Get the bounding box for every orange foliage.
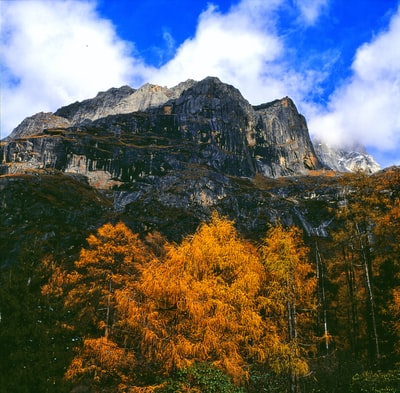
[47,217,319,388]
[119,212,281,384]
[65,337,136,386]
[260,224,317,377]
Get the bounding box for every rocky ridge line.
[2,76,379,176]
[1,77,322,179]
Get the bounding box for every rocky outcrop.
[254,98,320,177]
[54,80,196,125]
[6,112,71,140]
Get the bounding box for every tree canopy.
[40,215,317,391]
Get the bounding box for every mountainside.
[2,77,380,177]
[2,77,322,178]
[1,77,400,393]
[0,76,385,255]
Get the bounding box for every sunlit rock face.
[5,112,71,140]
[1,76,322,180]
[53,80,197,125]
[253,97,320,177]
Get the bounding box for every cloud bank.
[0,0,148,137]
[149,0,331,105]
[1,0,399,167]
[309,6,400,165]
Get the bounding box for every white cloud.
[0,0,148,137]
[149,0,324,106]
[1,0,398,168]
[0,0,329,138]
[149,4,282,89]
[308,6,400,163]
[293,0,329,25]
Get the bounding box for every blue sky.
[1,0,400,167]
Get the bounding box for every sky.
[1,0,400,168]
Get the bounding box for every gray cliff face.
[6,112,71,140]
[169,77,259,176]
[53,80,197,125]
[2,77,322,181]
[53,85,136,124]
[254,98,320,177]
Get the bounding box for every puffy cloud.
[0,0,329,137]
[308,6,400,165]
[149,0,324,105]
[0,0,148,137]
[1,0,398,167]
[149,4,282,89]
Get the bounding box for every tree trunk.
[316,242,329,354]
[355,221,380,366]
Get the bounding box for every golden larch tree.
[119,212,283,385]
[51,222,153,389]
[259,224,317,392]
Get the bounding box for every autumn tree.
[372,168,400,364]
[43,222,154,390]
[119,212,283,386]
[50,215,294,390]
[259,224,317,393]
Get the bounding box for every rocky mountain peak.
[313,140,381,173]
[52,80,198,127]
[1,76,381,181]
[54,85,136,124]
[253,97,321,176]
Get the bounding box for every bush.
[158,363,245,393]
[350,369,400,393]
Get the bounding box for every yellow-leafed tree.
[47,217,316,390]
[48,222,154,389]
[259,224,317,392]
[118,212,282,385]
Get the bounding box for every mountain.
[0,76,383,252]
[313,139,381,173]
[2,77,322,177]
[2,77,379,176]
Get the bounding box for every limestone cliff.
[5,112,71,140]
[253,97,320,177]
[53,80,196,125]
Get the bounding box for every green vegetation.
[159,362,245,393]
[350,369,400,393]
